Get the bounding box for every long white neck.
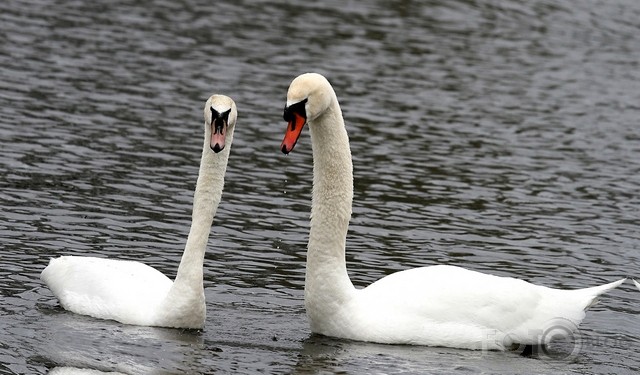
[170,124,233,294]
[305,96,356,316]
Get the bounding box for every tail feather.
[578,278,625,310]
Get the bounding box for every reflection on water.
[1,0,639,373]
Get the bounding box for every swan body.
[41,95,238,329]
[634,279,640,291]
[280,72,624,349]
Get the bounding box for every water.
[1,0,639,373]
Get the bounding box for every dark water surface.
[1,0,639,373]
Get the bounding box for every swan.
[279,72,624,350]
[40,94,238,329]
[635,280,640,291]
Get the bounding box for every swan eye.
[283,98,308,122]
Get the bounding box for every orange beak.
[281,112,306,154]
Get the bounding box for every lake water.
[1,0,639,373]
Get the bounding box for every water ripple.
[1,0,639,373]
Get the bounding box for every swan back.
[41,256,173,325]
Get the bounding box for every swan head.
[204,94,237,153]
[281,73,335,154]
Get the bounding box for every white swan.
[41,95,238,329]
[634,279,640,291]
[280,72,624,350]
